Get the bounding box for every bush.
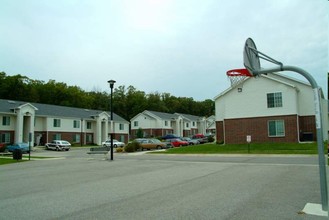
[125,141,141,152]
[207,136,215,143]
[116,147,124,153]
[216,140,224,145]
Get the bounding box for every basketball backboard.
[243,38,261,76]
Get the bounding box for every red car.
[169,139,189,147]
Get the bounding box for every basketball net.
[226,68,252,87]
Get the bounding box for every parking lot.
[0,147,327,219]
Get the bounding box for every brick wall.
[216,121,224,143]
[299,115,316,141]
[216,115,305,144]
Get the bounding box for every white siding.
[0,114,16,130]
[216,75,303,120]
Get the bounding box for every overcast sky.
[0,0,327,100]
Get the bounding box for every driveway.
[0,148,327,219]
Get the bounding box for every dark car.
[162,134,180,140]
[6,142,30,153]
[0,143,7,152]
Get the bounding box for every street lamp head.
[108,80,116,89]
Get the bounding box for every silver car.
[45,140,71,151]
[102,139,125,148]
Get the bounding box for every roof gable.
[214,72,310,101]
[145,110,177,120]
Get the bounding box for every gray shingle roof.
[145,110,177,120]
[144,110,202,121]
[0,99,128,122]
[175,113,202,121]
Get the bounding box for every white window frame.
[86,122,92,129]
[53,134,61,140]
[268,120,285,137]
[53,119,61,127]
[2,116,10,126]
[119,124,124,130]
[73,134,81,143]
[73,120,80,128]
[267,92,283,108]
[1,133,10,143]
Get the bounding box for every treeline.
[0,72,214,120]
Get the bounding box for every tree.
[0,72,215,121]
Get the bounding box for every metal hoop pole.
[255,65,328,211]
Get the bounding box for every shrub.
[136,128,144,138]
[125,141,141,152]
[116,147,124,153]
[216,140,224,145]
[207,136,215,143]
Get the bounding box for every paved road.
[0,148,327,220]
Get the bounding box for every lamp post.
[80,118,83,147]
[108,80,116,160]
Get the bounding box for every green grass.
[156,142,323,154]
[0,158,28,165]
[0,155,55,165]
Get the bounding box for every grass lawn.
[0,158,28,165]
[157,142,323,154]
[0,155,55,165]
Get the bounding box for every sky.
[0,0,328,101]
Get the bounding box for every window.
[119,135,125,142]
[164,121,168,126]
[87,122,92,129]
[2,116,10,126]
[73,120,80,128]
[134,121,138,127]
[267,92,282,108]
[119,124,124,130]
[73,134,81,143]
[186,123,189,128]
[192,122,195,126]
[53,119,61,127]
[53,134,61,140]
[1,133,10,143]
[86,134,93,142]
[268,120,285,137]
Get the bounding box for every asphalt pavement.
[0,147,328,220]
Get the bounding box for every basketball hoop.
[226,68,252,87]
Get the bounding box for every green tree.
[136,128,144,138]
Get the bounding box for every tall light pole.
[80,118,83,147]
[108,80,116,160]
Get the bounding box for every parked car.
[139,139,168,151]
[168,138,189,147]
[181,137,200,145]
[162,134,180,140]
[6,142,30,153]
[192,134,208,144]
[0,143,7,152]
[45,140,71,151]
[102,139,125,148]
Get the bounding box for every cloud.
[0,0,327,101]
